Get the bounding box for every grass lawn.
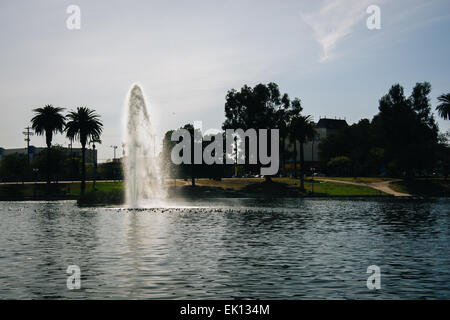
[190,178,265,190]
[67,181,124,196]
[72,178,387,197]
[0,178,387,202]
[273,177,385,196]
[3,177,447,202]
[0,181,124,198]
[194,177,385,196]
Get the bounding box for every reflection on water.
[0,198,448,299]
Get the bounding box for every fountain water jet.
[124,84,166,208]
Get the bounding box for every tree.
[286,98,303,178]
[319,119,376,176]
[223,83,292,181]
[290,114,315,191]
[437,131,450,179]
[33,145,70,182]
[0,153,28,182]
[31,105,66,185]
[275,93,292,176]
[65,107,103,193]
[181,124,201,186]
[319,83,440,177]
[327,156,352,176]
[436,93,450,120]
[371,83,438,176]
[162,130,180,182]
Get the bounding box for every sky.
[0,0,449,161]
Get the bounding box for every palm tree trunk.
[46,145,51,185]
[81,145,86,193]
[93,145,97,189]
[300,141,305,192]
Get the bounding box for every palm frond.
[30,104,66,141]
[436,93,450,120]
[65,107,103,147]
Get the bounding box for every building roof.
[316,118,348,130]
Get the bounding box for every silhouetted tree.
[436,93,450,120]
[0,153,28,182]
[33,145,70,182]
[290,114,315,191]
[31,105,66,185]
[65,107,103,193]
[162,130,176,176]
[223,83,292,181]
[182,124,203,186]
[327,156,352,176]
[286,98,303,178]
[275,93,292,176]
[320,83,439,178]
[319,83,440,177]
[319,119,377,176]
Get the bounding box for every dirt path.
[316,178,412,197]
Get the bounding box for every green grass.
[194,177,385,196]
[0,181,124,199]
[0,177,387,203]
[67,181,124,196]
[3,177,446,202]
[273,178,385,196]
[192,178,264,190]
[70,182,125,205]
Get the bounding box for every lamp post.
[110,145,118,160]
[22,126,34,166]
[23,126,34,181]
[90,138,101,188]
[68,142,74,183]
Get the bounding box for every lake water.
[0,198,448,299]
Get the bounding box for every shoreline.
[1,194,438,203]
[1,177,448,204]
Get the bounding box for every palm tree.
[65,107,103,193]
[31,105,66,185]
[436,93,450,120]
[287,98,303,178]
[290,115,315,192]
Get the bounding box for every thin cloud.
[300,0,384,63]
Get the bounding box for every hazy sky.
[1,0,449,161]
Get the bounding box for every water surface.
[0,198,448,299]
